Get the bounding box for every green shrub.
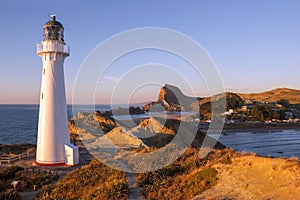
[0,188,19,200]
[15,171,53,192]
[0,166,24,180]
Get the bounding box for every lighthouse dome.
[43,15,64,42]
[44,15,63,28]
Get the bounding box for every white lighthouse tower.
[36,15,78,166]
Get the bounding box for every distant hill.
[238,88,300,104]
[146,85,300,108]
[141,85,300,120]
[143,84,244,113]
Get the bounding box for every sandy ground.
[195,155,300,200]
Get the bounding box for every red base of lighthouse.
[35,161,66,166]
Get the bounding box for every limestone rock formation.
[68,111,117,141]
[89,127,148,150]
[143,84,200,112]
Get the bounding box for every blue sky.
[0,0,300,104]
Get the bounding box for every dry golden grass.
[136,148,237,200]
[197,154,300,200]
[238,88,300,104]
[36,159,128,200]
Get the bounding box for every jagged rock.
[132,117,176,135]
[143,84,200,112]
[129,106,145,114]
[158,84,183,104]
[68,111,117,139]
[130,117,225,149]
[142,101,156,111]
[131,118,177,148]
[89,127,148,149]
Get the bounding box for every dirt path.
[126,173,146,200]
[18,190,40,200]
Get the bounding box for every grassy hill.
[136,148,300,200]
[238,88,300,104]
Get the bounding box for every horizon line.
[0,86,299,105]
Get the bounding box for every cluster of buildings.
[223,101,300,125]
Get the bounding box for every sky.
[0,0,300,104]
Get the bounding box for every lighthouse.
[36,15,78,166]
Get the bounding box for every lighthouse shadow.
[74,140,95,166]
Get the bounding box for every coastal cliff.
[143,84,201,112]
[143,84,243,118]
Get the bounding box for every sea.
[210,131,300,158]
[0,104,112,144]
[1,105,300,159]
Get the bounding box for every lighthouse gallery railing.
[36,41,70,55]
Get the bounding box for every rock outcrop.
[68,111,117,141]
[70,110,225,150]
[131,117,225,149]
[143,84,244,115]
[89,127,148,150]
[143,84,200,112]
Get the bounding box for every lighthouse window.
[43,68,45,75]
[41,93,44,99]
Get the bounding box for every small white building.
[65,144,79,165]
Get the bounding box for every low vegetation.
[15,170,58,192]
[0,166,58,200]
[0,166,23,200]
[0,166,24,181]
[136,148,236,200]
[36,159,129,200]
